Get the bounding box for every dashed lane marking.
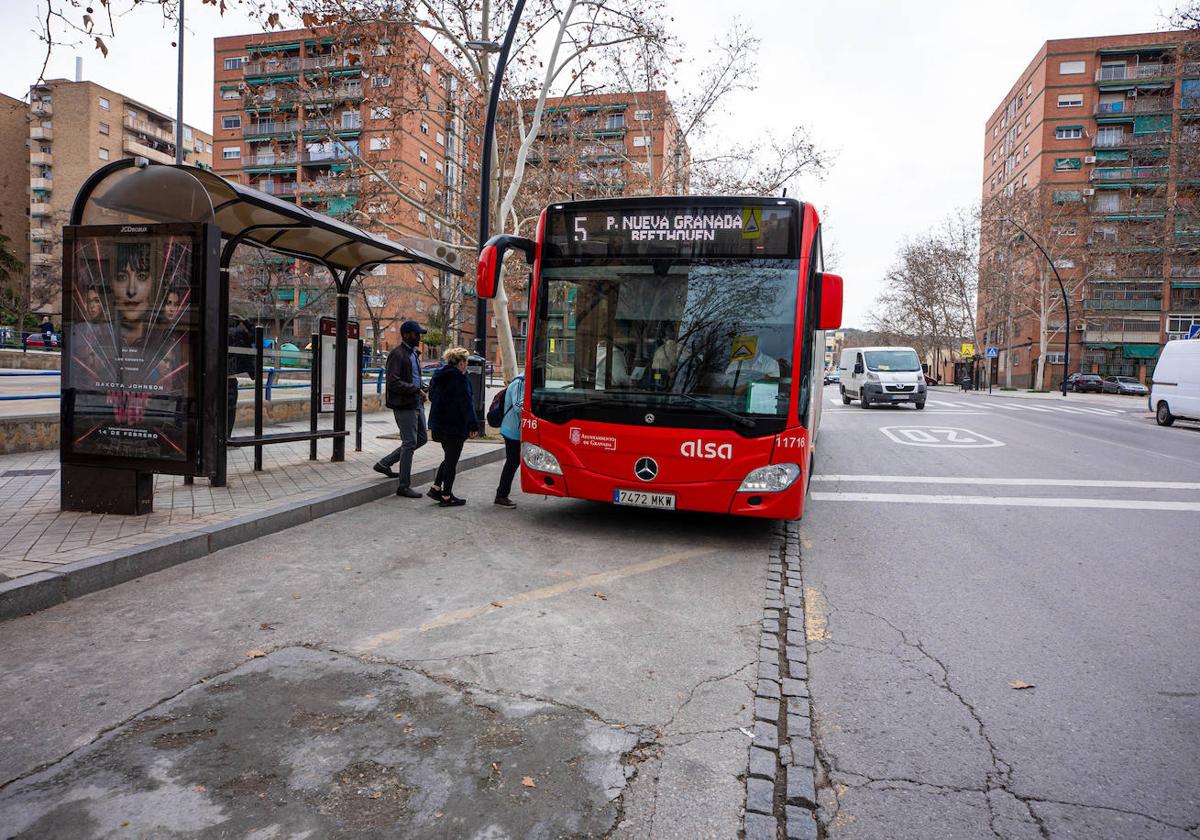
[810,491,1200,513]
[811,474,1200,490]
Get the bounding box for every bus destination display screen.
[545,203,798,259]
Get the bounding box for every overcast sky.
[1,1,1174,327]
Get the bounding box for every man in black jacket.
[373,320,428,497]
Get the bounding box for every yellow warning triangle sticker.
[741,207,762,239]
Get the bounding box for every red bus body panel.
[518,201,823,520]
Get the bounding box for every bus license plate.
[613,489,676,510]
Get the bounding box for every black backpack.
[486,377,521,427]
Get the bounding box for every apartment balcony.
[1083,329,1162,343]
[243,54,350,77]
[298,177,360,196]
[300,148,354,165]
[244,119,300,139]
[123,115,176,144]
[122,137,175,164]
[303,118,362,133]
[245,150,301,169]
[1089,198,1167,217]
[30,202,51,217]
[29,253,54,266]
[31,101,52,117]
[29,227,52,242]
[1090,165,1168,183]
[253,180,299,197]
[1095,98,1174,117]
[1095,63,1169,83]
[1083,298,1163,311]
[29,152,52,165]
[1092,131,1170,150]
[29,126,52,141]
[245,84,363,107]
[30,177,52,191]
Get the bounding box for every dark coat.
[427,364,479,441]
[384,343,423,409]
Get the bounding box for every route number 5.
[574,216,588,241]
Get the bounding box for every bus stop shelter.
[62,158,461,512]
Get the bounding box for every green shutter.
[1133,115,1171,135]
[1095,150,1128,161]
[1122,344,1161,359]
[1054,157,1082,171]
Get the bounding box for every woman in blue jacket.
[426,346,479,507]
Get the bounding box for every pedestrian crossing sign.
[730,335,758,362]
[741,207,762,239]
[985,346,999,358]
[961,343,975,358]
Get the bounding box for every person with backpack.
[489,372,524,508]
[425,346,479,507]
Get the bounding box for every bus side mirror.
[477,235,536,300]
[819,272,843,330]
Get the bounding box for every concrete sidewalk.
[963,387,1148,409]
[0,410,504,619]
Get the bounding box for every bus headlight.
[738,463,801,493]
[522,442,562,475]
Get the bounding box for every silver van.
[838,346,926,409]
[1150,339,1200,426]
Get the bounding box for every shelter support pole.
[331,268,351,463]
[253,324,264,471]
[310,331,319,461]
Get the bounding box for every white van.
[838,346,926,409]
[1149,339,1200,426]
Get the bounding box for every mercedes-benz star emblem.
[634,457,658,482]
[644,413,655,424]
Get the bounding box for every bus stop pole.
[355,344,363,452]
[331,271,349,463]
[309,331,319,461]
[253,325,264,471]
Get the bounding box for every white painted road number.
[880,426,1005,448]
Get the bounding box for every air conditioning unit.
[1084,156,1097,164]
[1083,189,1095,196]
[1075,322,1086,330]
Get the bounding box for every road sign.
[961,343,975,359]
[985,346,999,359]
[730,335,758,362]
[1190,324,1200,339]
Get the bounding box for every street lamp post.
[174,0,185,165]
[473,0,526,409]
[1002,217,1071,397]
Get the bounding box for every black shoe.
[373,462,398,478]
[426,487,445,502]
[438,495,467,507]
[396,487,422,498]
[494,497,516,508]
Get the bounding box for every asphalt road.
[0,461,772,838]
[802,385,1200,839]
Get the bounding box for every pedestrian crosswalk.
[828,396,1129,417]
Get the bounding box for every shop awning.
[1086,343,1120,350]
[1122,344,1161,359]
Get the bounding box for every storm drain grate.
[1,469,57,477]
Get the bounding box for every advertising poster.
[319,316,359,413]
[61,225,203,469]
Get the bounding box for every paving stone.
[754,696,779,723]
[744,812,778,840]
[745,777,776,816]
[762,618,779,634]
[787,696,811,717]
[756,679,780,700]
[787,766,818,807]
[787,630,807,647]
[788,735,816,769]
[788,662,809,681]
[787,713,810,736]
[760,634,779,651]
[747,746,777,781]
[757,661,780,682]
[782,678,808,698]
[785,805,819,839]
[753,721,779,750]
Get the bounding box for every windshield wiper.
[668,391,755,429]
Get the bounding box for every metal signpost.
[985,346,999,394]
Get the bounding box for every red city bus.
[477,196,842,519]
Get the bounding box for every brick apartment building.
[503,89,690,358]
[21,79,212,319]
[978,30,1200,388]
[212,26,477,350]
[0,94,30,305]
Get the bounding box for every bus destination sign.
[546,203,797,259]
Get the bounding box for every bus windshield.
[530,258,799,430]
[863,350,921,372]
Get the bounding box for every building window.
[98,122,109,135]
[1045,352,1066,364]
[1057,93,1083,108]
[422,60,432,74]
[1022,173,1028,187]
[371,74,392,88]
[418,210,427,223]
[222,115,241,130]
[1059,60,1085,75]
[634,109,652,121]
[341,111,362,129]
[223,146,241,160]
[420,122,429,135]
[1023,143,1029,157]
[370,106,392,120]
[372,43,390,56]
[1025,113,1030,127]
[368,136,390,151]
[1054,157,1082,171]
[436,131,444,145]
[98,147,109,161]
[1052,190,1081,203]
[1055,126,1082,140]
[98,96,110,110]
[224,56,244,70]
[419,150,428,164]
[1099,62,1126,81]
[1027,83,1033,96]
[633,135,650,148]
[607,114,625,130]
[418,180,427,192]
[435,160,443,172]
[222,88,241,100]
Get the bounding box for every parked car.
[1101,375,1148,396]
[21,332,59,349]
[823,370,840,385]
[1067,373,1104,393]
[1149,339,1200,426]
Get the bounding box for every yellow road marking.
[804,586,830,641]
[361,548,716,649]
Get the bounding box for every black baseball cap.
[400,320,427,335]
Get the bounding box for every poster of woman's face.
[64,231,197,463]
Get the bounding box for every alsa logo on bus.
[680,439,733,460]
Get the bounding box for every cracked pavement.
[0,466,769,838]
[800,391,1200,840]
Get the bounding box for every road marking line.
[812,474,1200,490]
[810,491,1200,512]
[1010,403,1053,412]
[828,409,987,415]
[994,404,1024,410]
[880,426,1004,448]
[361,548,716,641]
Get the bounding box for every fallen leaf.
[491,762,500,771]
[246,649,266,659]
[489,600,504,608]
[120,821,129,828]
[592,591,607,600]
[1009,680,1035,690]
[434,809,444,818]
[259,622,276,631]
[192,784,207,793]
[368,791,382,799]
[394,713,404,719]
[521,776,536,788]
[344,566,353,571]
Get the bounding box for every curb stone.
[742,519,819,839]
[0,447,505,622]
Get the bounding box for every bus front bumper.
[520,464,805,519]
